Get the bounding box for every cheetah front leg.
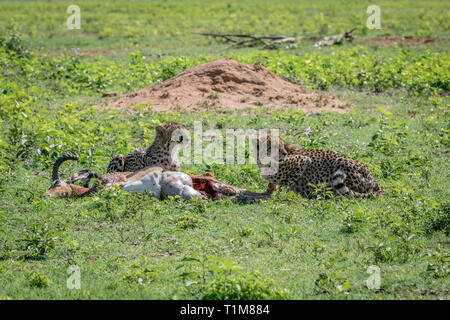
[265,182,277,195]
[261,153,311,195]
[283,153,312,182]
[276,153,312,193]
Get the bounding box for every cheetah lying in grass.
[254,134,383,198]
[107,122,189,173]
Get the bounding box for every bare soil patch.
[359,36,450,47]
[102,58,350,113]
[38,50,130,57]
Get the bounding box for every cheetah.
[107,122,189,173]
[254,134,383,198]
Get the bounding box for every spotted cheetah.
[254,134,383,198]
[107,122,189,173]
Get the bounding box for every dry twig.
[193,32,295,50]
[313,28,357,47]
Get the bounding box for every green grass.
[1,86,448,299]
[0,0,449,54]
[0,0,449,300]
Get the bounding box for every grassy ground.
[0,0,449,300]
[1,0,449,54]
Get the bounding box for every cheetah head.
[253,133,288,175]
[153,122,190,157]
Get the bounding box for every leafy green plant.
[238,226,253,237]
[370,239,394,263]
[122,262,161,285]
[0,22,29,58]
[202,269,290,300]
[18,218,61,258]
[178,253,289,299]
[425,245,449,279]
[341,208,367,234]
[27,271,51,288]
[314,259,350,295]
[176,212,201,229]
[370,229,423,264]
[423,202,450,235]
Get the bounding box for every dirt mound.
[104,58,349,113]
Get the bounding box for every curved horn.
[51,154,79,183]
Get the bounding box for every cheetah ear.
[155,125,166,136]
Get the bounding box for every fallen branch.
[193,32,287,41]
[194,29,357,50]
[263,37,297,49]
[193,32,296,50]
[313,28,357,47]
